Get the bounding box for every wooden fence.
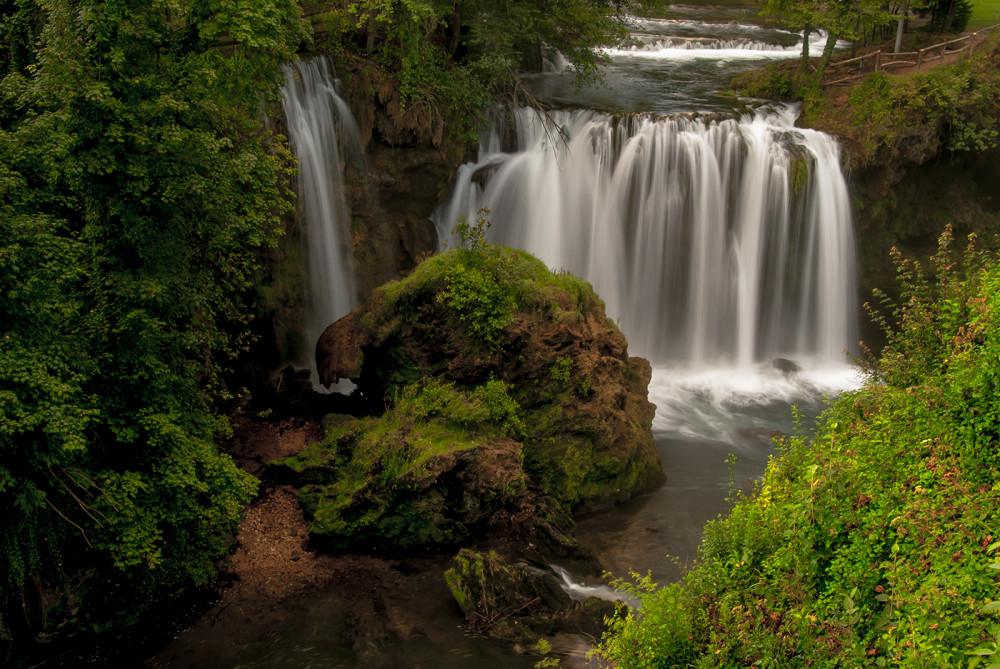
[823,24,998,86]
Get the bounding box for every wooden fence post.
[874,49,881,71]
[916,48,923,68]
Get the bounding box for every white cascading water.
[435,105,861,438]
[611,26,833,59]
[280,57,363,385]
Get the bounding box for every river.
[151,3,862,667]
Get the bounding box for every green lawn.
[970,0,1000,28]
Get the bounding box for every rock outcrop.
[315,244,664,516]
[445,549,617,646]
[270,391,528,553]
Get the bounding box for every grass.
[969,0,1000,28]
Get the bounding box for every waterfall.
[434,105,857,369]
[280,57,363,385]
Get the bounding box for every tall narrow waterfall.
[435,105,857,369]
[281,57,363,384]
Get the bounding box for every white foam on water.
[648,361,865,441]
[550,565,640,609]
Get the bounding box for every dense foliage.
[598,227,1000,667]
[318,0,663,135]
[842,39,1000,158]
[0,0,305,648]
[734,31,1000,164]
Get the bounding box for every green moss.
[317,226,659,517]
[790,154,810,196]
[275,379,526,551]
[550,356,573,387]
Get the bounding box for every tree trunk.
[448,5,461,56]
[895,0,908,54]
[801,24,812,72]
[945,0,957,30]
[816,30,839,81]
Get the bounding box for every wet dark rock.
[444,549,619,646]
[772,357,801,375]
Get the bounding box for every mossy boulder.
[270,380,527,553]
[444,549,618,646]
[316,242,664,513]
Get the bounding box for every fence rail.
[823,24,997,86]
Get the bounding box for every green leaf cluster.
[760,0,893,76]
[599,229,1000,667]
[0,0,305,645]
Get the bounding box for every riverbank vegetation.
[598,227,1000,667]
[0,0,307,653]
[0,0,669,660]
[734,27,1000,164]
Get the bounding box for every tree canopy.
[760,0,894,75]
[319,0,664,125]
[0,0,305,647]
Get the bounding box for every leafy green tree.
[0,0,305,648]
[917,0,973,32]
[0,0,41,76]
[761,0,893,76]
[815,0,893,75]
[320,0,664,126]
[761,0,823,71]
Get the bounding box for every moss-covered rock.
[270,380,527,552]
[316,242,664,513]
[444,549,617,646]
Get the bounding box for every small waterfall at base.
[280,57,363,388]
[435,105,862,438]
[435,104,857,369]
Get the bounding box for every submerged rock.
[315,244,664,515]
[444,549,617,646]
[772,357,801,375]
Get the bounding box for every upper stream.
[154,4,863,667]
[527,3,845,115]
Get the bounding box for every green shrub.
[438,260,517,348]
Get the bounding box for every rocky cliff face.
[334,55,475,298]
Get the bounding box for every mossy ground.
[274,379,526,552]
